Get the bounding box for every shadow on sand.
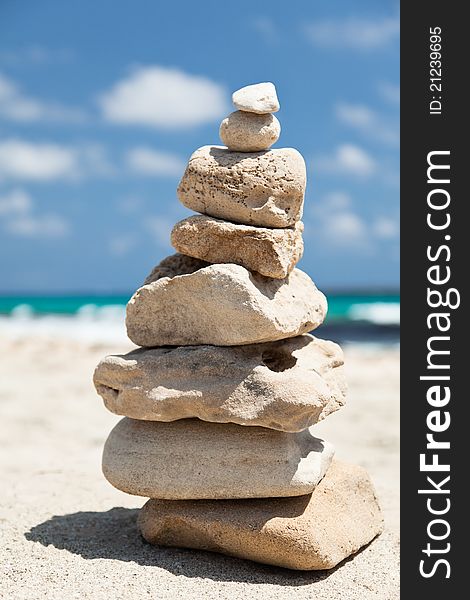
[24,506,360,586]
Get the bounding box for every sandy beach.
[0,336,399,599]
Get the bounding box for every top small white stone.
[232,82,280,114]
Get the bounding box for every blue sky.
[0,0,399,293]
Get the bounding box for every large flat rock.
[138,460,384,571]
[126,254,327,347]
[171,215,303,279]
[102,418,335,500]
[177,146,306,228]
[94,334,346,432]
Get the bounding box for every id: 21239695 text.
[429,27,443,115]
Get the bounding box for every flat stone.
[232,82,280,114]
[171,216,303,279]
[93,334,346,432]
[102,418,335,499]
[177,146,306,228]
[219,111,280,152]
[138,460,384,570]
[126,254,327,347]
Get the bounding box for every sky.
[0,0,399,294]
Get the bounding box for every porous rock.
[138,460,384,570]
[102,417,335,499]
[125,254,327,347]
[219,111,280,152]
[171,215,303,279]
[93,334,347,432]
[177,146,306,228]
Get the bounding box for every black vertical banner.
[401,2,466,596]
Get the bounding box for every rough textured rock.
[219,111,280,152]
[93,334,346,432]
[138,460,384,570]
[232,82,280,114]
[177,146,306,228]
[126,254,327,347]
[102,418,335,499]
[171,216,303,279]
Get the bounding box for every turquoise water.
[0,293,400,323]
[326,294,399,323]
[0,293,399,344]
[0,295,131,316]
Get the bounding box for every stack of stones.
[94,82,383,570]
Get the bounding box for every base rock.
[138,460,383,570]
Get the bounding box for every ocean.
[0,293,399,346]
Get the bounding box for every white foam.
[0,300,401,345]
[347,302,400,326]
[0,304,129,344]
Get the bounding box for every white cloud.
[251,17,279,43]
[145,216,174,247]
[336,103,376,129]
[0,139,79,181]
[126,147,185,177]
[314,144,376,177]
[0,188,32,215]
[304,15,399,50]
[0,46,74,66]
[109,234,137,257]
[317,191,351,210]
[309,191,399,252]
[117,195,145,214]
[7,213,69,237]
[0,73,86,123]
[79,144,116,177]
[0,139,113,182]
[99,66,229,128]
[308,191,371,254]
[380,156,400,188]
[373,216,399,239]
[336,102,399,146]
[0,188,69,238]
[378,82,400,105]
[327,211,367,240]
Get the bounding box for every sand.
[0,336,399,599]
